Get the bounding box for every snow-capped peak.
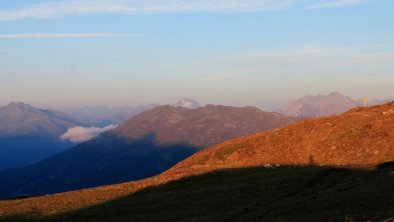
[172,98,200,109]
[180,99,193,108]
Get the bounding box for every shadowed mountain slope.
[0,102,84,170]
[0,102,82,138]
[0,105,291,198]
[0,103,392,220]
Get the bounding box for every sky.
[0,0,393,110]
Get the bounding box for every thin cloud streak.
[0,0,294,21]
[0,33,140,39]
[0,0,377,21]
[194,45,394,81]
[307,0,371,9]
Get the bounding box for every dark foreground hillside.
[1,164,394,222]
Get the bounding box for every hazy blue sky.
[0,0,393,110]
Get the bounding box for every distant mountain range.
[0,98,201,170]
[1,102,393,221]
[63,98,200,127]
[1,94,390,171]
[63,104,158,127]
[0,105,292,198]
[278,92,392,118]
[0,102,83,170]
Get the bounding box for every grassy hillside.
[167,102,394,177]
[1,164,394,221]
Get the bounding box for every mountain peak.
[329,91,343,96]
[7,101,33,110]
[115,104,291,147]
[279,92,390,119]
[279,92,366,118]
[172,98,200,109]
[0,102,82,138]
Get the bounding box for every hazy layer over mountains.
[0,104,291,198]
[63,98,200,127]
[278,92,391,118]
[63,104,158,127]
[0,102,83,170]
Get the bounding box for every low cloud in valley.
[61,125,117,143]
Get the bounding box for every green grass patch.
[214,144,244,159]
[197,155,209,165]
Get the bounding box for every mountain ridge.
[0,104,292,198]
[0,102,84,170]
[0,102,84,138]
[278,92,391,118]
[0,102,392,219]
[111,104,289,147]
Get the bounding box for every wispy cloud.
[307,0,371,9]
[0,33,139,39]
[194,45,394,82]
[0,0,377,21]
[0,0,294,21]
